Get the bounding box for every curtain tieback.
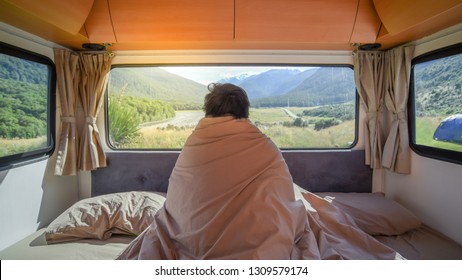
[61,116,75,123]
[392,111,407,122]
[86,116,96,125]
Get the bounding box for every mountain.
[252,67,356,107]
[108,67,208,107]
[218,68,317,101]
[270,68,318,96]
[237,69,301,100]
[218,73,251,85]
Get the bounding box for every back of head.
[203,83,250,119]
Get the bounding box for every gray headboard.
[91,150,372,196]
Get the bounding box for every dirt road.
[142,110,204,129]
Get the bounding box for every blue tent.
[433,114,462,144]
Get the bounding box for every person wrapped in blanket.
[116,83,402,260]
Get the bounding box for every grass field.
[120,107,356,149]
[134,114,462,151]
[260,121,355,148]
[7,110,459,153]
[4,111,460,153]
[249,107,293,123]
[0,136,48,157]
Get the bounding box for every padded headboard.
[91,150,372,196]
[283,150,371,192]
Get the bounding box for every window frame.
[409,43,462,165]
[0,42,56,170]
[105,63,359,151]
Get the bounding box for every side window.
[410,43,462,164]
[0,43,55,168]
[106,65,357,150]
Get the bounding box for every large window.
[410,43,462,164]
[0,43,55,168]
[106,65,357,150]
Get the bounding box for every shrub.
[314,118,341,131]
[108,96,141,147]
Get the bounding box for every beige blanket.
[117,116,401,260]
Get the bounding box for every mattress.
[375,225,462,260]
[0,228,134,260]
[2,224,461,260]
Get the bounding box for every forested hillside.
[414,54,462,116]
[0,54,48,139]
[108,67,208,109]
[252,67,355,107]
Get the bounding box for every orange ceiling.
[1,0,461,51]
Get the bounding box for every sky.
[159,66,311,85]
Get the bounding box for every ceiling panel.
[376,3,462,49]
[373,0,462,35]
[108,0,234,42]
[84,0,116,43]
[4,0,94,34]
[349,0,382,44]
[1,0,461,51]
[0,0,90,48]
[235,0,359,42]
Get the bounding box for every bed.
[1,151,461,260]
[1,187,461,260]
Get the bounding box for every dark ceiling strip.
[233,0,236,39]
[348,0,361,44]
[107,0,118,43]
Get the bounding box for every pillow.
[315,192,421,236]
[45,191,166,244]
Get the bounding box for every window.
[0,43,55,168]
[410,43,462,164]
[106,65,357,150]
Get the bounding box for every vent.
[82,43,106,51]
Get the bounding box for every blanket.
[294,188,402,259]
[117,116,401,260]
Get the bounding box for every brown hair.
[203,83,250,119]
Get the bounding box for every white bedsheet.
[0,228,133,260]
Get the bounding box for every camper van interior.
[1,0,462,261]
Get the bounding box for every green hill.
[0,54,49,139]
[108,67,208,109]
[414,55,462,116]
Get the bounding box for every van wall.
[385,154,462,245]
[383,28,462,245]
[0,25,79,251]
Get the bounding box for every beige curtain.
[77,52,113,171]
[382,46,415,174]
[353,51,387,169]
[54,49,80,176]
